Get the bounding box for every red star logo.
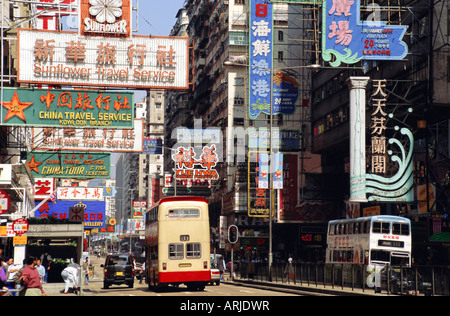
[28,156,43,173]
[1,91,33,122]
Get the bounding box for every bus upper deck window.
[372,221,381,233]
[393,223,410,236]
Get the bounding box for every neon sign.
[322,0,408,66]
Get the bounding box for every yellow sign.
[13,236,28,245]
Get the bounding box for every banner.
[273,153,283,189]
[258,153,269,189]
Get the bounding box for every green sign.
[27,152,111,179]
[0,88,134,128]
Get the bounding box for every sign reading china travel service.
[27,152,111,179]
[322,0,408,67]
[0,88,134,128]
[17,29,189,89]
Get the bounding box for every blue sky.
[137,0,186,36]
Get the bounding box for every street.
[87,256,298,297]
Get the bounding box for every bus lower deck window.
[186,243,201,259]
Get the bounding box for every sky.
[136,0,186,37]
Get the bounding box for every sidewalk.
[42,282,97,296]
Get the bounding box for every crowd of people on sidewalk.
[1,247,91,296]
[1,250,48,296]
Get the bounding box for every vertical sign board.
[322,0,408,67]
[249,0,273,120]
[348,78,414,202]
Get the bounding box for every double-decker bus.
[144,196,211,291]
[326,215,412,267]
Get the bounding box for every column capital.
[346,76,370,90]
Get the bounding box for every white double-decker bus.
[326,215,412,267]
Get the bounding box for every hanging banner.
[322,0,408,67]
[1,88,134,128]
[258,153,269,189]
[27,152,111,179]
[273,153,283,189]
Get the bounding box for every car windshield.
[107,256,129,266]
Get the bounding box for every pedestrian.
[61,265,79,294]
[20,256,47,296]
[82,258,89,285]
[40,252,51,283]
[283,257,295,283]
[217,255,226,281]
[139,261,145,284]
[5,257,22,295]
[36,259,46,283]
[0,265,12,296]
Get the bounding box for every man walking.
[21,256,47,296]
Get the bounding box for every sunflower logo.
[89,0,123,24]
[109,218,117,226]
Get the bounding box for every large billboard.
[18,29,189,89]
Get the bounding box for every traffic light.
[228,225,238,244]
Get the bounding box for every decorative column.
[347,77,370,202]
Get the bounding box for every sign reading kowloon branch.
[17,29,189,89]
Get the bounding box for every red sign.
[0,189,11,215]
[13,218,29,235]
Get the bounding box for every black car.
[379,266,432,296]
[101,254,135,289]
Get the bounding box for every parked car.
[379,266,432,296]
[209,254,221,285]
[210,265,221,285]
[101,254,135,289]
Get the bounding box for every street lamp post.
[224,60,319,280]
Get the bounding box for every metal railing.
[236,262,450,296]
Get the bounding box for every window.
[169,244,184,259]
[278,51,284,62]
[372,221,390,234]
[392,223,410,236]
[278,30,284,42]
[371,250,390,263]
[168,209,199,218]
[235,0,245,4]
[186,243,201,259]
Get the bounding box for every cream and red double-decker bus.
[145,196,211,291]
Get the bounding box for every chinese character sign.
[18,29,189,89]
[322,0,408,67]
[249,0,273,120]
[1,88,133,128]
[172,145,220,181]
[27,152,111,179]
